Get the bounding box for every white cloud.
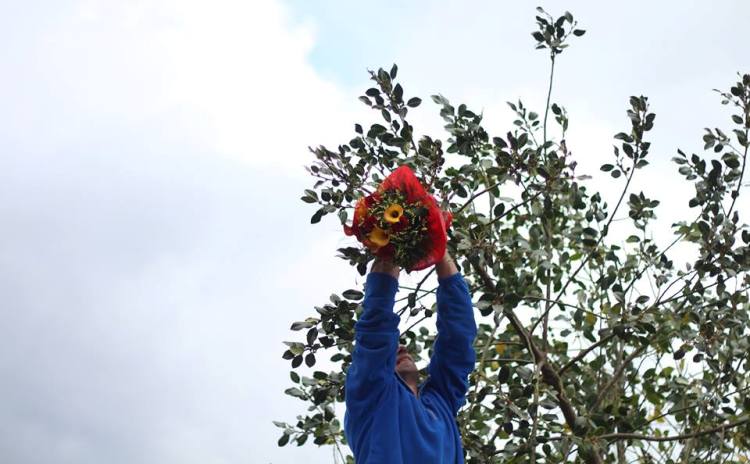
[0,0,360,174]
[0,1,359,463]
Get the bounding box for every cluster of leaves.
[531,7,586,55]
[281,6,750,464]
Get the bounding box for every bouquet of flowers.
[343,165,452,271]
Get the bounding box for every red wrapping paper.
[344,165,452,271]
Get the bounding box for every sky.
[0,1,748,463]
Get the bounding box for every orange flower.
[354,197,368,221]
[383,204,404,224]
[368,226,390,248]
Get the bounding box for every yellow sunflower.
[368,226,390,247]
[383,204,404,224]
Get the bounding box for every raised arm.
[344,259,401,420]
[425,252,478,414]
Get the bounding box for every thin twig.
[559,333,618,376]
[599,416,750,443]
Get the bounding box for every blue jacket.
[344,271,477,463]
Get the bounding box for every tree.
[276,7,750,463]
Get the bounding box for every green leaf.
[285,341,306,355]
[498,366,511,383]
[723,153,740,169]
[407,97,422,108]
[623,143,634,157]
[310,208,324,224]
[493,203,506,217]
[342,289,364,300]
[306,327,318,345]
[285,387,306,399]
[278,433,290,446]
[377,68,390,84]
[698,221,710,236]
[290,321,315,331]
[540,398,557,409]
[393,83,404,101]
[583,227,598,236]
[368,124,388,137]
[431,94,448,105]
[572,29,586,36]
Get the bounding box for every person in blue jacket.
[344,251,477,463]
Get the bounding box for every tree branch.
[469,260,604,464]
[559,332,618,376]
[529,131,639,337]
[599,417,750,443]
[593,346,647,411]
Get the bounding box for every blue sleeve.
[425,272,477,415]
[345,272,400,419]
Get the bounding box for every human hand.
[435,250,458,280]
[371,257,400,280]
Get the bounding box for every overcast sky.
[0,1,748,463]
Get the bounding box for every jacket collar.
[394,372,429,398]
